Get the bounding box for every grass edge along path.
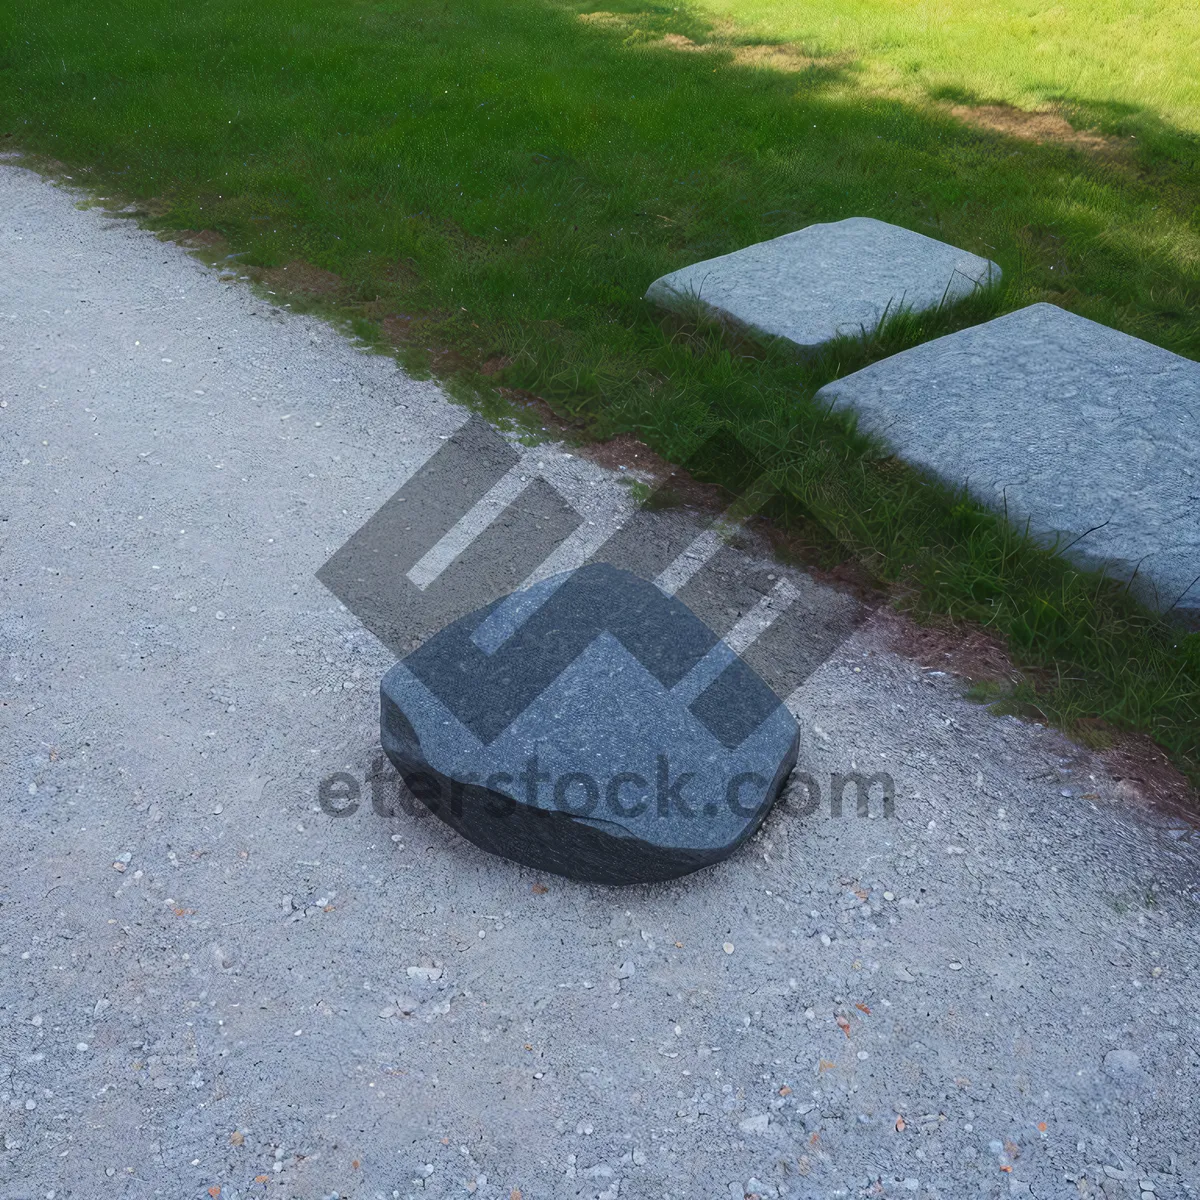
[2,0,1198,793]
[52,194,1200,796]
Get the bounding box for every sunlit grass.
[688,0,1200,136]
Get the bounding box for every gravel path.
[1,161,1198,1200]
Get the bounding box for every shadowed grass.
[2,0,1198,786]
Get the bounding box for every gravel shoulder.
[1,162,1198,1200]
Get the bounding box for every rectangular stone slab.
[816,303,1200,613]
[645,216,1000,351]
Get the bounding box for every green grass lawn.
[3,0,1199,786]
[689,0,1200,137]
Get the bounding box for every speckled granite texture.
[381,564,800,883]
[818,303,1200,613]
[645,216,999,350]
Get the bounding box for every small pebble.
[1103,1048,1141,1077]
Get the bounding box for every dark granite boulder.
[380,562,800,884]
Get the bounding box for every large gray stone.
[645,217,1000,351]
[817,303,1200,613]
[380,563,800,884]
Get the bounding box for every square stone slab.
[645,216,1000,351]
[816,303,1200,613]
